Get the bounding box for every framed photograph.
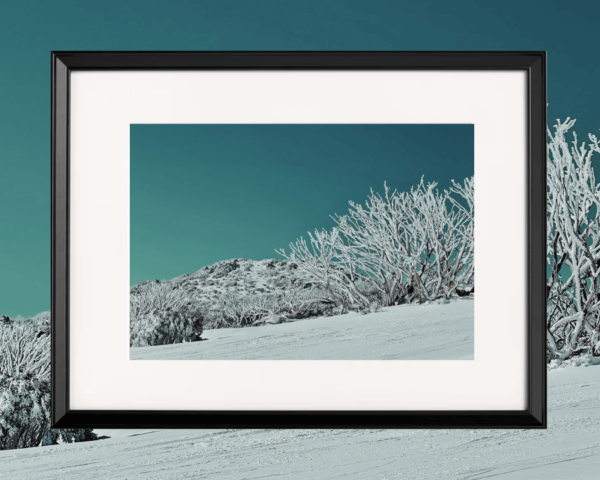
[52,51,546,428]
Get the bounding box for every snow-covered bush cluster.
[278,177,474,311]
[205,287,334,328]
[130,308,204,347]
[130,281,203,346]
[0,320,96,450]
[546,118,600,364]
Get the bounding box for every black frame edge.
[52,50,545,70]
[527,53,547,428]
[51,51,547,429]
[54,410,545,429]
[51,53,70,427]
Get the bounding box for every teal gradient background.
[1,0,599,318]
[130,124,474,285]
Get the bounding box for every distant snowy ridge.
[135,258,314,303]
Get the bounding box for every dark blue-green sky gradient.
[130,125,473,284]
[2,0,600,316]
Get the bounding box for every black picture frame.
[51,51,546,429]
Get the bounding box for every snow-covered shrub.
[10,311,50,337]
[211,293,296,328]
[0,326,50,380]
[130,281,204,346]
[0,325,96,450]
[211,295,266,328]
[0,371,51,450]
[354,278,386,307]
[130,307,203,347]
[203,287,337,329]
[130,281,191,319]
[278,176,474,309]
[546,117,600,363]
[273,287,331,319]
[201,303,228,329]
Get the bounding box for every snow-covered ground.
[1,365,599,479]
[131,297,474,360]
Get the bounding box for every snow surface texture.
[1,366,599,479]
[131,297,474,360]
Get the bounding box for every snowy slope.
[1,365,599,479]
[131,297,474,360]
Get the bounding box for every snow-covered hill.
[131,297,474,360]
[130,258,338,331]
[133,258,314,304]
[2,365,599,479]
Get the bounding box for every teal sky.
[131,124,473,285]
[2,0,600,317]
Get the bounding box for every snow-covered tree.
[278,176,474,309]
[0,325,96,450]
[408,177,474,300]
[276,229,356,308]
[546,118,600,363]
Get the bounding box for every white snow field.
[1,365,599,479]
[131,297,474,360]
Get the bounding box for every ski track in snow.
[1,366,599,479]
[131,298,475,361]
